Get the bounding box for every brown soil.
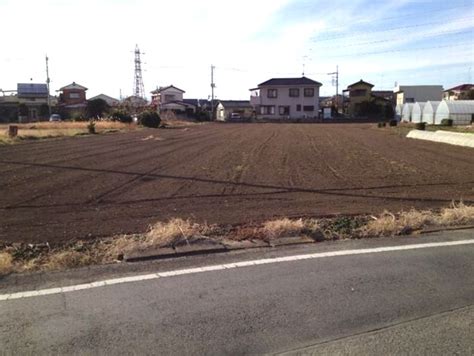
[1,123,473,244]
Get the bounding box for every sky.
[0,0,473,100]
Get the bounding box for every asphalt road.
[1,229,473,354]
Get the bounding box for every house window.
[164,94,175,102]
[405,98,415,103]
[289,88,300,97]
[304,88,314,97]
[261,106,275,115]
[279,106,290,115]
[296,104,301,112]
[351,89,367,97]
[69,93,80,99]
[303,105,314,112]
[267,89,278,98]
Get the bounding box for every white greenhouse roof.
[438,100,474,114]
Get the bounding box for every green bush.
[389,119,398,127]
[441,119,453,127]
[111,109,133,123]
[138,111,161,128]
[415,122,426,130]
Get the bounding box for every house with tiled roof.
[250,76,322,119]
[443,84,474,101]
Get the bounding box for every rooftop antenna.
[133,45,145,99]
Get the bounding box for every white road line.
[1,239,473,302]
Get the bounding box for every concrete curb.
[123,237,313,263]
[123,226,474,263]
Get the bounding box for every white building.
[435,100,474,125]
[394,85,443,106]
[401,103,414,122]
[411,102,426,123]
[421,101,441,124]
[250,76,322,119]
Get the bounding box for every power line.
[311,16,474,42]
[344,3,473,27]
[317,28,473,50]
[325,41,472,58]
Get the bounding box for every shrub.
[87,120,96,134]
[111,109,133,123]
[138,111,161,128]
[441,119,453,127]
[389,119,398,127]
[415,122,426,130]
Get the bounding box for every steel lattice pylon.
[134,45,145,99]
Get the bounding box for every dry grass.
[262,218,305,239]
[43,251,94,270]
[2,203,473,275]
[0,121,138,143]
[0,252,13,275]
[160,111,203,127]
[145,218,215,247]
[359,209,434,237]
[439,202,474,226]
[359,202,474,237]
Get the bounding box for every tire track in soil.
[0,127,224,208]
[1,123,474,244]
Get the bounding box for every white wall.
[394,85,443,105]
[259,85,320,119]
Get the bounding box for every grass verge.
[0,121,139,144]
[1,202,473,275]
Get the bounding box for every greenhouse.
[422,101,441,124]
[395,104,403,121]
[411,102,426,123]
[401,103,414,122]
[435,100,474,125]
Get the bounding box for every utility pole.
[210,65,215,120]
[327,65,339,112]
[45,55,51,117]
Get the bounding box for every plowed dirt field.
[1,123,473,243]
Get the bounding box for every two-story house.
[343,80,374,116]
[250,76,322,119]
[443,84,474,101]
[58,82,88,106]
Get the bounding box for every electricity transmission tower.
[133,45,145,99]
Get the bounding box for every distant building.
[57,82,88,118]
[151,85,190,111]
[250,76,322,119]
[394,85,443,105]
[343,80,374,115]
[0,83,57,122]
[443,84,474,101]
[88,94,120,107]
[343,80,393,117]
[216,100,253,121]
